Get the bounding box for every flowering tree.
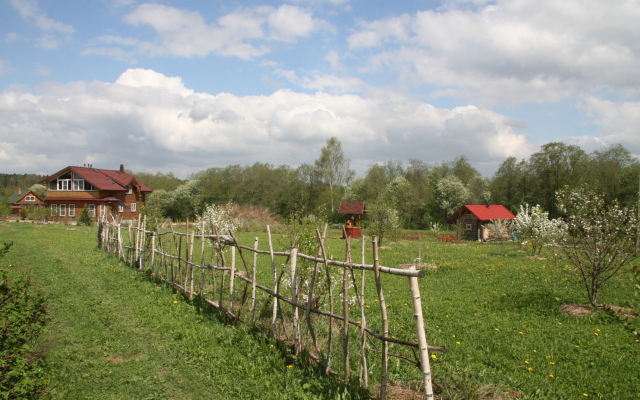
[195,203,243,236]
[556,189,638,307]
[512,204,566,255]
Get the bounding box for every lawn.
[1,222,638,399]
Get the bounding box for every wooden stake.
[251,236,259,323]
[290,247,301,355]
[409,265,434,400]
[359,235,369,387]
[229,246,236,311]
[343,236,351,381]
[267,225,278,337]
[373,236,389,400]
[317,234,334,375]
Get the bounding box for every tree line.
[139,139,640,228]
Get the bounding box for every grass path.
[1,224,361,400]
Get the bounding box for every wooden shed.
[338,201,365,238]
[446,205,516,241]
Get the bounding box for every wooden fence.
[97,216,443,399]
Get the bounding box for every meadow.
[1,222,638,399]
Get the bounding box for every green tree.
[436,175,470,218]
[556,189,638,306]
[366,192,400,246]
[78,206,93,226]
[313,137,354,213]
[512,204,566,256]
[28,184,47,200]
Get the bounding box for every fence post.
[359,234,368,387]
[373,236,389,400]
[290,247,301,356]
[251,236,258,323]
[409,265,434,400]
[343,236,351,381]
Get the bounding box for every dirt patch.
[561,304,636,319]
[105,355,123,364]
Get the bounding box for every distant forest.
[2,140,639,228]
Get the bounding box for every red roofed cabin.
[446,205,516,241]
[40,165,152,223]
[339,201,365,238]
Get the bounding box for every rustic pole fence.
[97,219,441,399]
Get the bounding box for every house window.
[69,204,75,217]
[60,204,66,217]
[84,181,97,191]
[50,204,57,216]
[118,205,124,213]
[466,224,472,230]
[99,204,106,217]
[57,179,70,190]
[88,204,95,217]
[25,196,35,201]
[130,202,137,212]
[126,185,132,194]
[73,179,84,191]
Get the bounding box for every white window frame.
[50,204,57,216]
[25,195,35,201]
[126,185,133,194]
[99,204,106,217]
[88,204,95,217]
[130,202,137,212]
[69,204,76,217]
[60,204,66,217]
[118,204,124,213]
[57,179,70,190]
[73,179,84,191]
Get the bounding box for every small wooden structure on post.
[339,201,365,239]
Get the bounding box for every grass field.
[1,222,639,399]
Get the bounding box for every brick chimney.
[120,164,125,173]
[18,188,21,195]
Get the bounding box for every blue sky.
[1,0,639,178]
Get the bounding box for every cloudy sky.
[1,0,639,178]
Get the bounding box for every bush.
[77,206,93,226]
[0,243,50,398]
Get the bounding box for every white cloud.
[10,0,74,48]
[0,69,535,176]
[97,3,328,60]
[582,97,640,157]
[347,0,640,105]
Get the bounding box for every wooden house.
[446,205,516,241]
[338,201,365,238]
[39,165,152,222]
[8,188,45,216]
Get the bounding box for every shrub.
[0,243,50,398]
[77,206,93,226]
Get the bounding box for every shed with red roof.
[446,205,516,241]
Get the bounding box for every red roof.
[339,201,365,215]
[446,205,515,223]
[41,166,152,193]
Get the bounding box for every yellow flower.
[456,341,461,345]
[550,362,555,365]
[583,394,589,397]
[528,367,533,371]
[286,365,293,369]
[549,374,554,378]
[430,354,437,359]
[524,360,530,364]
[173,300,178,304]
[519,332,524,335]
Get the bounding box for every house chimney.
[120,164,125,173]
[18,188,21,195]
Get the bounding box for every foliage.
[512,204,566,255]
[19,208,28,219]
[0,204,10,219]
[556,188,639,306]
[167,179,203,221]
[366,193,401,246]
[0,241,50,399]
[436,175,469,218]
[195,202,244,236]
[313,137,354,213]
[27,184,47,200]
[77,206,93,226]
[486,218,510,242]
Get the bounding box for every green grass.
[1,223,639,399]
[0,223,365,399]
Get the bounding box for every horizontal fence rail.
[97,216,442,400]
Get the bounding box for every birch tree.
[314,137,354,213]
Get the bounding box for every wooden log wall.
[97,217,442,400]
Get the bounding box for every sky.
[1,0,639,179]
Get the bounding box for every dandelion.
[495,328,500,331]
[528,367,533,371]
[594,333,599,336]
[550,362,555,365]
[456,341,461,345]
[519,332,524,335]
[524,360,530,364]
[558,322,563,325]
[286,365,293,369]
[549,374,554,378]
[430,355,437,359]
[173,300,178,304]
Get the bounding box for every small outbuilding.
[338,201,365,238]
[446,205,516,241]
